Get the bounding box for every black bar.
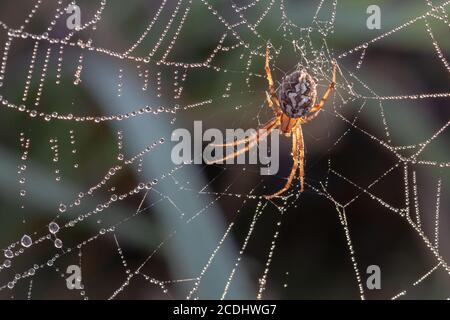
[1,299,445,318]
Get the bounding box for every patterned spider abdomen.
[278,69,317,118]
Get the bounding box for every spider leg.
[265,46,282,115]
[265,91,282,116]
[308,61,337,114]
[208,130,271,164]
[210,117,278,148]
[265,91,275,109]
[206,120,278,164]
[301,110,320,124]
[296,125,305,192]
[264,125,300,199]
[265,45,275,93]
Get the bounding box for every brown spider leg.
[207,121,278,164]
[265,91,273,108]
[210,118,278,148]
[296,125,305,192]
[264,125,300,199]
[265,45,275,92]
[265,46,282,115]
[302,110,320,124]
[308,61,337,114]
[266,91,282,116]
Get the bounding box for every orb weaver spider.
[212,46,337,199]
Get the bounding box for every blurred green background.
[0,0,449,299]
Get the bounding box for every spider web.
[0,0,449,300]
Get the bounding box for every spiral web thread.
[0,0,449,299]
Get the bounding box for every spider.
[211,46,337,199]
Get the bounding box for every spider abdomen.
[278,70,317,118]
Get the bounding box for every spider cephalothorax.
[278,69,317,118]
[209,46,336,199]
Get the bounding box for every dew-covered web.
[0,0,449,300]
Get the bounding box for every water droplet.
[59,204,67,213]
[4,249,13,258]
[21,234,32,248]
[49,222,60,234]
[54,239,63,248]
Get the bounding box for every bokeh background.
[0,0,449,299]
